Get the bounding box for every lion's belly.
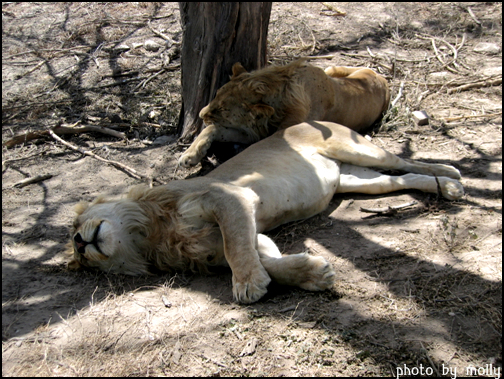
[245,150,341,232]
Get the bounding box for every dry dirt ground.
[2,2,502,377]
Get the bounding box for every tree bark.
[177,2,272,141]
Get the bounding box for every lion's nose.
[74,233,83,244]
[73,233,86,254]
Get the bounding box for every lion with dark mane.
[179,59,390,167]
[70,121,463,303]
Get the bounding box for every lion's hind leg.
[315,122,461,180]
[338,164,464,200]
[324,66,365,78]
[257,234,335,291]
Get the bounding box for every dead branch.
[440,38,460,70]
[447,77,502,94]
[390,81,405,108]
[306,55,335,60]
[366,46,375,58]
[133,68,167,91]
[2,99,74,112]
[321,3,346,16]
[430,37,445,65]
[4,123,126,149]
[47,129,166,185]
[442,112,502,122]
[457,33,467,53]
[3,45,90,60]
[85,76,146,90]
[2,147,48,171]
[416,34,461,73]
[411,74,502,90]
[341,51,430,64]
[147,20,180,44]
[360,201,418,216]
[419,341,441,377]
[13,174,53,188]
[16,60,46,79]
[467,7,482,25]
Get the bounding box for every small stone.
[473,42,500,54]
[427,71,455,83]
[481,66,502,77]
[114,44,130,52]
[149,109,161,120]
[239,338,258,357]
[144,39,161,52]
[412,110,429,126]
[161,296,172,308]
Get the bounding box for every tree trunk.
[177,2,272,141]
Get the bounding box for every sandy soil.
[2,2,502,377]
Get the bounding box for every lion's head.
[68,186,222,276]
[68,195,154,275]
[199,60,310,141]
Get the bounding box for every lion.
[178,59,390,167]
[69,121,463,303]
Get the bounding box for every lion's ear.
[251,104,275,118]
[248,80,270,95]
[232,62,247,78]
[74,201,90,215]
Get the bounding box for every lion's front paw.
[178,150,202,168]
[232,265,271,304]
[298,254,336,291]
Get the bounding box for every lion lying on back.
[69,121,463,303]
[179,59,390,167]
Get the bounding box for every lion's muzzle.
[73,221,107,258]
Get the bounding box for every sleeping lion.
[179,59,390,167]
[70,121,463,303]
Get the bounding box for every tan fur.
[179,59,390,167]
[70,121,463,303]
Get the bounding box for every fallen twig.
[48,129,166,185]
[434,295,469,302]
[430,37,445,65]
[85,76,147,90]
[16,60,46,79]
[2,148,48,171]
[342,51,430,63]
[390,81,405,108]
[4,123,126,149]
[440,38,460,70]
[447,77,502,94]
[2,99,74,112]
[467,7,481,25]
[416,34,461,73]
[307,55,335,60]
[148,20,180,44]
[13,174,53,188]
[321,2,346,16]
[134,68,167,91]
[366,46,375,58]
[360,201,418,216]
[419,342,441,377]
[442,112,502,122]
[3,45,91,60]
